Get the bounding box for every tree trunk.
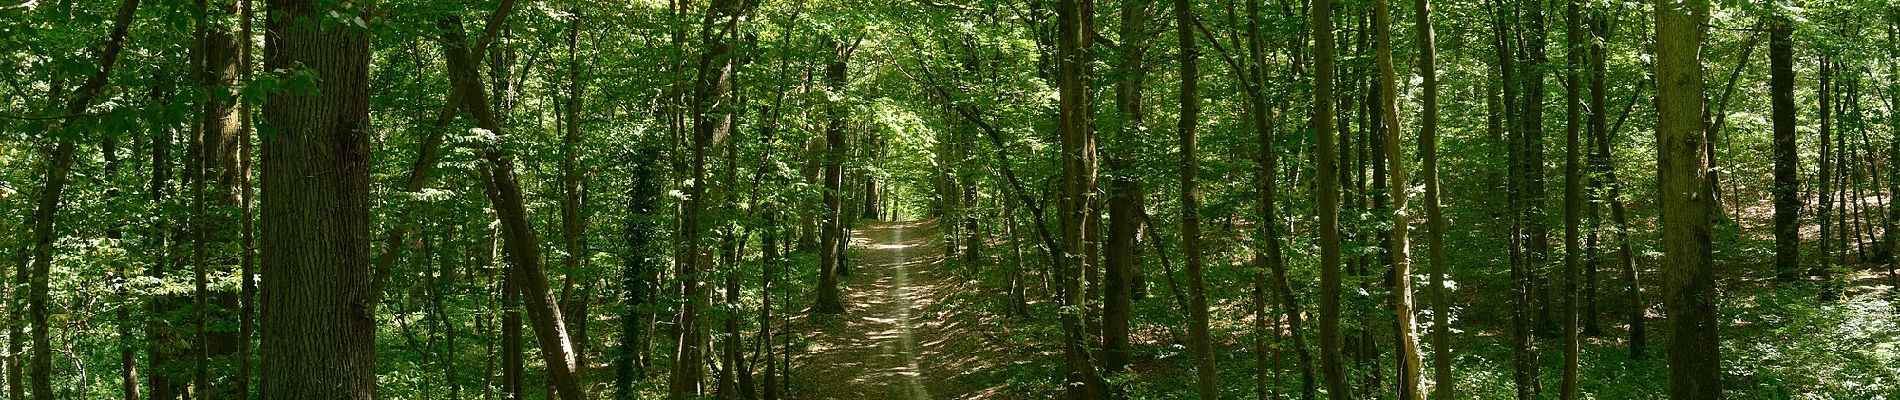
[235,0,257,393]
[433,14,590,400]
[672,1,755,396]
[1057,0,1107,396]
[559,7,589,384]
[1523,0,1553,341]
[619,137,662,397]
[1172,0,1215,397]
[102,107,143,400]
[1312,0,1351,396]
[1819,58,1836,300]
[1102,0,1148,385]
[1654,0,1721,397]
[22,0,140,397]
[1560,0,1584,398]
[1886,7,1900,315]
[257,0,375,395]
[814,36,853,315]
[1768,16,1799,281]
[1415,0,1451,396]
[1374,0,1423,396]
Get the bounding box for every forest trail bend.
[793,219,1026,400]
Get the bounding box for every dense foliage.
[2,0,1898,398]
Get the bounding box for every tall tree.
[1103,0,1149,385]
[813,36,854,315]
[1560,0,1585,398]
[20,0,140,397]
[1373,0,1423,396]
[1312,0,1353,396]
[1175,0,1215,396]
[1654,0,1721,397]
[257,0,375,396]
[1414,0,1452,396]
[1057,0,1107,395]
[671,0,757,396]
[1769,14,1799,282]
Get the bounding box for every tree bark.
[1770,16,1800,282]
[672,1,755,396]
[1373,0,1423,396]
[435,15,590,400]
[1415,0,1451,396]
[257,0,375,395]
[1312,0,1351,396]
[814,36,854,315]
[22,0,140,397]
[1560,0,1584,398]
[1057,0,1107,396]
[1654,0,1721,397]
[1102,0,1148,386]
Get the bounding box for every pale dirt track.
[790,219,1030,400]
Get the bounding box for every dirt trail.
[791,219,1027,400]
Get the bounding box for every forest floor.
[790,219,1033,400]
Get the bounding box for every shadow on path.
[790,219,1031,400]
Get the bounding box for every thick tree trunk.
[1654,0,1721,397]
[257,0,375,395]
[1102,0,1147,385]
[1173,0,1214,397]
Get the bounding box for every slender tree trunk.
[1242,0,1308,397]
[1372,0,1423,396]
[1820,58,1836,300]
[236,0,257,394]
[1654,0,1721,397]
[1523,0,1554,341]
[1490,2,1539,395]
[257,0,375,395]
[558,7,589,385]
[502,270,522,400]
[1560,1,1584,398]
[671,2,755,396]
[619,137,662,397]
[22,0,140,397]
[104,109,143,400]
[1173,0,1215,396]
[1886,7,1900,315]
[1415,0,1451,396]
[1312,0,1352,396]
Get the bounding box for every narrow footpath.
[792,219,1028,400]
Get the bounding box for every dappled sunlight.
[790,219,1030,399]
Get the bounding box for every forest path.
[791,219,1024,399]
